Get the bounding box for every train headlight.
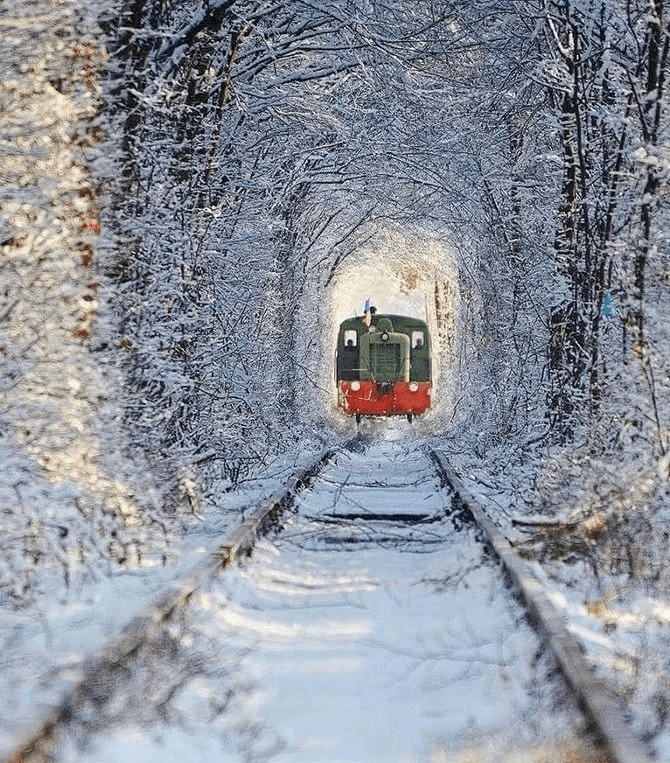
[350,380,361,391]
[380,331,390,342]
[409,381,419,392]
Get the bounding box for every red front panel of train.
[338,380,431,417]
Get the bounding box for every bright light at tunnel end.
[321,230,459,426]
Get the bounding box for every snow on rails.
[428,449,655,763]
[5,442,653,763]
[4,447,339,763]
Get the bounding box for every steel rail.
[428,448,655,763]
[4,447,339,763]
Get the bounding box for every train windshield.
[343,329,358,347]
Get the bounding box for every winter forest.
[100,0,670,485]
[1,0,669,760]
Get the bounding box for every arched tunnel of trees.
[99,0,670,485]
[3,3,670,754]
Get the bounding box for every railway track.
[5,439,654,763]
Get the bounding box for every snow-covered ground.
[447,442,670,761]
[0,439,334,759]
[35,441,600,763]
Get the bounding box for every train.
[335,309,432,423]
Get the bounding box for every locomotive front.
[336,313,432,423]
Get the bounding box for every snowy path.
[58,441,596,763]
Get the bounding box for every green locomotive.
[336,311,432,423]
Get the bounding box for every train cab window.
[412,331,424,349]
[343,330,358,349]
